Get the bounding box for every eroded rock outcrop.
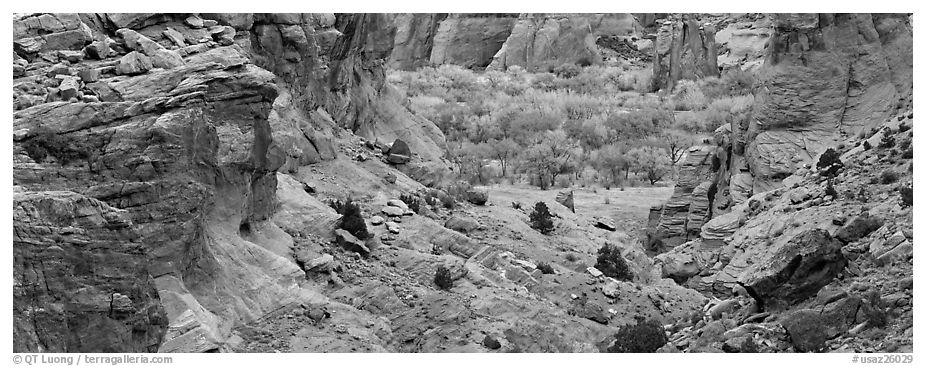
[647,13,911,248]
[488,13,642,71]
[653,15,720,91]
[12,12,448,353]
[389,14,517,70]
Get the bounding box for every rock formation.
[12,12,449,353]
[648,13,912,248]
[652,15,720,91]
[488,14,642,72]
[389,14,518,70]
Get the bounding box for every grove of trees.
[388,62,755,189]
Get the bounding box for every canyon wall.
[647,13,912,248]
[13,12,447,352]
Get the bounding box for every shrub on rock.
[399,193,421,213]
[536,262,555,275]
[900,185,913,207]
[816,148,843,177]
[529,202,554,235]
[434,265,453,290]
[602,316,667,353]
[337,198,370,240]
[595,243,633,281]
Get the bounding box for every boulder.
[78,68,100,83]
[742,229,847,309]
[116,51,152,75]
[305,254,334,273]
[385,222,401,234]
[464,188,488,205]
[335,229,370,256]
[83,40,112,59]
[381,206,405,217]
[587,267,604,277]
[385,138,412,164]
[57,76,80,100]
[444,215,480,233]
[555,190,575,213]
[594,218,616,231]
[386,199,409,211]
[833,212,883,244]
[482,335,502,350]
[370,216,385,225]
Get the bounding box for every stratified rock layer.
[488,14,641,71]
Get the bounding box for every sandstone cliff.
[652,15,720,91]
[389,14,518,70]
[13,12,447,352]
[488,13,642,71]
[647,13,912,248]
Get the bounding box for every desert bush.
[536,262,555,275]
[879,134,896,149]
[337,198,370,240]
[603,316,668,353]
[553,63,582,79]
[900,185,912,207]
[529,201,555,234]
[825,179,838,199]
[399,193,421,213]
[863,141,872,150]
[898,123,911,132]
[434,265,454,290]
[880,170,899,184]
[511,201,523,210]
[565,253,579,262]
[672,79,707,111]
[902,147,913,159]
[816,148,844,177]
[595,243,633,281]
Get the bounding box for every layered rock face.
[389,14,517,70]
[488,13,642,71]
[652,15,720,91]
[747,13,910,191]
[13,13,447,353]
[647,13,911,248]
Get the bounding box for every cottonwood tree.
[522,130,579,190]
[591,144,632,188]
[487,138,520,177]
[627,146,671,185]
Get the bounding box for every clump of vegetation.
[825,179,838,199]
[553,63,582,79]
[595,243,633,281]
[816,148,843,177]
[511,201,523,210]
[900,185,913,208]
[565,253,579,262]
[603,316,668,353]
[434,265,454,290]
[898,123,911,132]
[529,201,555,235]
[536,262,555,275]
[902,147,913,159]
[863,141,872,150]
[334,198,370,240]
[399,193,421,213]
[880,170,899,184]
[21,128,91,165]
[879,134,896,149]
